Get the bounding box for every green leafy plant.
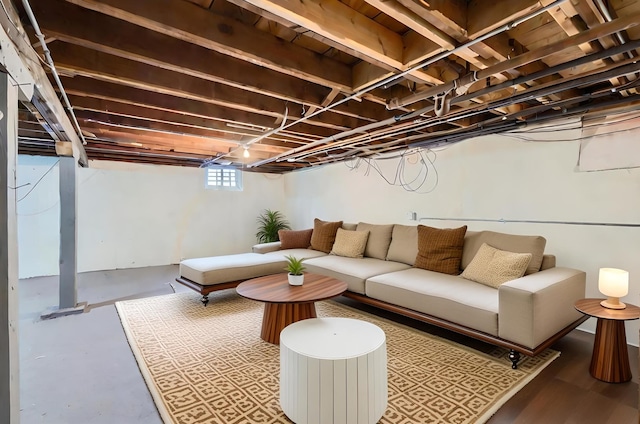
[284,255,306,276]
[255,209,291,243]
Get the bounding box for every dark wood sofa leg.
[509,350,521,369]
[201,294,209,307]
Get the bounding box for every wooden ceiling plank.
[49,43,370,131]
[364,0,455,50]
[467,0,543,39]
[60,76,342,140]
[364,0,507,82]
[34,0,333,108]
[68,95,317,147]
[239,0,404,66]
[396,0,467,40]
[64,0,353,91]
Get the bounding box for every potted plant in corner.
[256,209,291,243]
[285,255,305,286]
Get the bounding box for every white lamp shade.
[598,268,629,298]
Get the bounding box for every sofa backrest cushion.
[278,229,313,250]
[386,224,418,265]
[414,225,467,275]
[310,218,343,253]
[460,242,533,288]
[356,222,394,260]
[461,230,546,275]
[342,223,358,231]
[330,228,370,258]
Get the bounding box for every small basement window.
[205,167,243,191]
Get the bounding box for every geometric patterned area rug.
[116,291,559,424]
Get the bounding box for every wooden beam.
[75,109,288,154]
[60,76,341,139]
[0,0,88,166]
[64,0,353,91]
[396,0,467,40]
[467,0,543,39]
[48,43,369,131]
[0,68,19,424]
[241,0,403,66]
[33,0,332,107]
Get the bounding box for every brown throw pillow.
[278,229,313,250]
[414,225,467,275]
[309,218,343,253]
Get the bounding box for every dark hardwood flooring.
[335,297,639,424]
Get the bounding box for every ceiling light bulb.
[243,147,250,158]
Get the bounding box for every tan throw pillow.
[386,225,418,265]
[309,218,343,253]
[356,223,394,260]
[330,228,370,258]
[461,243,533,288]
[278,229,313,250]
[414,225,467,275]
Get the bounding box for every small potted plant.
[285,255,305,286]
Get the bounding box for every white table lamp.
[599,268,629,310]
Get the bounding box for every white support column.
[0,71,21,424]
[59,155,77,309]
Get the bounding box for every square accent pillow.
[330,228,370,258]
[278,229,313,250]
[461,243,533,288]
[414,225,467,275]
[309,218,343,253]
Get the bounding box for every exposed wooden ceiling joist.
[10,0,640,172]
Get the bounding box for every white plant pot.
[288,273,304,286]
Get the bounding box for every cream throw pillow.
[461,243,533,288]
[330,228,370,258]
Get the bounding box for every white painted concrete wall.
[284,133,640,345]
[17,157,286,277]
[17,126,640,344]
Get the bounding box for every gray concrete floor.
[18,265,192,424]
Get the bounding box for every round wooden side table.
[574,298,640,383]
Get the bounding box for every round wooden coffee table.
[575,298,640,383]
[236,273,348,344]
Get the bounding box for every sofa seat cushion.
[365,268,499,336]
[265,248,328,261]
[304,256,411,294]
[180,253,286,286]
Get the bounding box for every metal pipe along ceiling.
[280,42,640,164]
[247,0,570,168]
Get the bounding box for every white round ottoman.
[279,317,387,424]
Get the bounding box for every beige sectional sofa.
[177,221,586,368]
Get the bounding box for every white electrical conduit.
[248,0,569,168]
[21,0,88,146]
[289,97,504,162]
[292,43,640,162]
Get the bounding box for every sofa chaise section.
[176,253,288,306]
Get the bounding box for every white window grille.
[205,167,243,191]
